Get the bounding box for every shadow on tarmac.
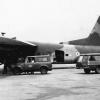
[0,72,52,77]
[77,72,97,75]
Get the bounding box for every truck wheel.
[76,63,82,69]
[14,67,21,75]
[84,68,90,74]
[95,66,100,74]
[40,67,48,74]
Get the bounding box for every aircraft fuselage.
[55,44,100,63]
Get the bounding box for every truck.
[11,55,52,75]
[76,53,100,74]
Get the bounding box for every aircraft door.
[55,50,64,62]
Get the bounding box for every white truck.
[76,53,100,74]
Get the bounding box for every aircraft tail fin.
[66,16,100,46]
[90,16,100,35]
[87,16,100,44]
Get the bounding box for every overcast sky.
[0,0,100,43]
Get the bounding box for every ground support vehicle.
[11,55,52,75]
[76,54,100,74]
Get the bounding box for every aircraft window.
[66,54,69,56]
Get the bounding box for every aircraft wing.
[0,37,36,47]
[0,37,37,56]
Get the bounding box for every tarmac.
[0,65,100,100]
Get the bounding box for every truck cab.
[12,55,52,75]
[76,54,100,74]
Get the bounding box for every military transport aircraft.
[1,16,100,74]
[54,16,100,63]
